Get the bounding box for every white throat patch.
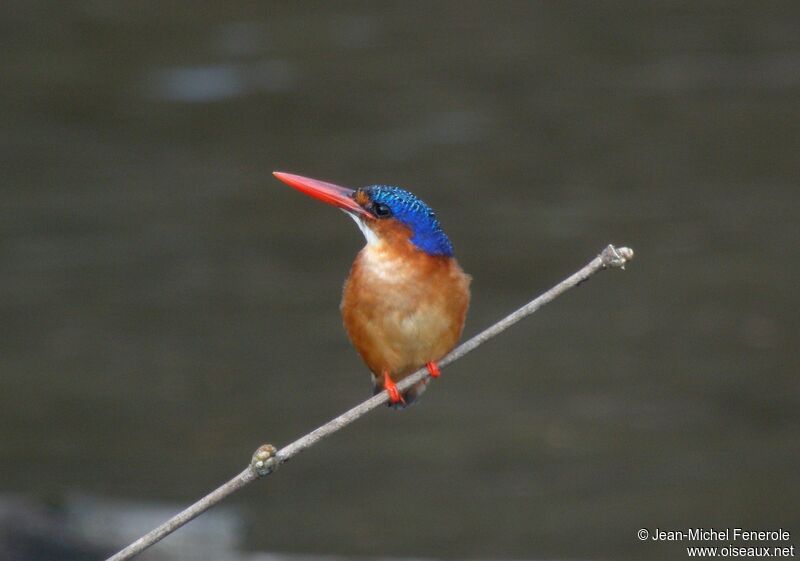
[346,212,379,246]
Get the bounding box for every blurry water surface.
[2,2,798,560]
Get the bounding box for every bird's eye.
[373,202,392,218]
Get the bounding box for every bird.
[273,171,470,407]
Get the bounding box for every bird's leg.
[426,361,441,378]
[382,371,405,405]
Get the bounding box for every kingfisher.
[273,172,471,407]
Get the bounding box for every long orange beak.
[273,171,373,219]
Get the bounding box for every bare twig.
[105,244,634,561]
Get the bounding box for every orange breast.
[341,239,471,384]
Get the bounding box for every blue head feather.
[364,185,454,257]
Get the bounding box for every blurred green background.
[2,2,798,560]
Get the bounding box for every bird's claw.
[426,361,441,378]
[383,372,405,405]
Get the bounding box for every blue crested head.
[271,171,456,257]
[360,185,454,257]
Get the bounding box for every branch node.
[251,444,278,477]
[601,245,634,270]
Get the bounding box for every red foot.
[426,361,441,378]
[383,372,405,405]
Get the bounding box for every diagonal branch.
[105,244,634,561]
